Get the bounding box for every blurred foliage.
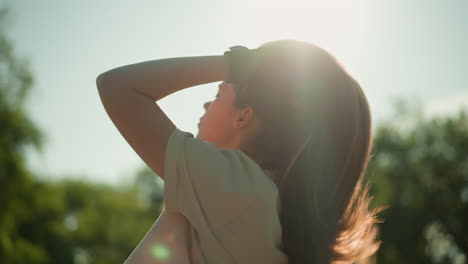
[1,3,467,264]
[367,97,468,264]
[0,5,164,263]
[0,4,48,263]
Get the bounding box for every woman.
[97,39,384,263]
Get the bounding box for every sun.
[245,0,363,52]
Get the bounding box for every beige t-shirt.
[161,128,288,263]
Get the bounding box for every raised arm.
[96,55,228,180]
[97,55,229,101]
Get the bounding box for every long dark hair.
[233,40,385,263]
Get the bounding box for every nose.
[203,101,211,111]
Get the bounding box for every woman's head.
[200,39,383,263]
[197,40,337,162]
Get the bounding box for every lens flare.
[150,243,171,261]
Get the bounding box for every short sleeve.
[163,128,259,231]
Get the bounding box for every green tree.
[367,98,468,263]
[0,5,53,263]
[0,6,165,262]
[57,178,163,264]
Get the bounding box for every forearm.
[98,55,229,101]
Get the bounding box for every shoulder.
[166,127,278,205]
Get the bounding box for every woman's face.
[196,81,243,148]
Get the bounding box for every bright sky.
[5,0,468,184]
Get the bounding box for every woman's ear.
[234,106,255,128]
